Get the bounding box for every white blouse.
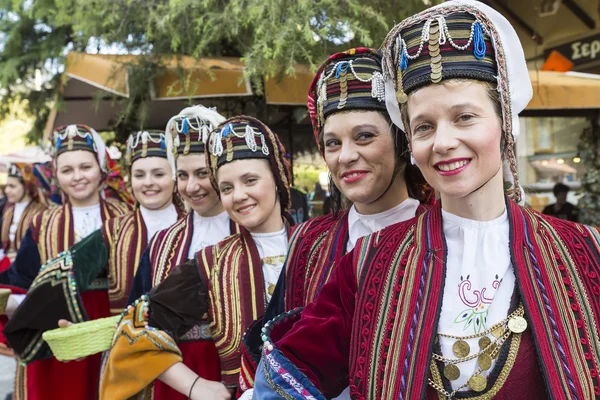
[72,204,102,243]
[438,209,515,390]
[8,200,30,244]
[139,204,179,243]
[346,197,420,253]
[187,211,231,260]
[250,227,288,303]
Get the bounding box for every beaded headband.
[126,131,176,180]
[207,115,292,214]
[392,12,497,102]
[165,105,226,156]
[308,48,386,150]
[52,124,107,172]
[382,0,533,203]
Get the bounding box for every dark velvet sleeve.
[147,259,209,339]
[127,247,152,305]
[273,251,357,397]
[0,229,41,290]
[3,229,108,362]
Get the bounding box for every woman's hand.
[190,379,231,400]
[57,319,73,328]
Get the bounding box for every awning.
[46,53,600,137]
[527,70,600,110]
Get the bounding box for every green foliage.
[0,0,438,143]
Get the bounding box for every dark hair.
[321,110,430,214]
[553,183,569,196]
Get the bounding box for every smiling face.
[55,150,102,207]
[406,80,504,206]
[5,177,27,204]
[322,111,407,214]
[130,157,175,210]
[217,158,283,234]
[176,154,223,216]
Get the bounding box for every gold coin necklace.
[428,304,526,398]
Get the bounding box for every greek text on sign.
[545,33,600,67]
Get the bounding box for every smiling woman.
[253,1,600,399]
[99,116,292,400]
[0,124,131,400]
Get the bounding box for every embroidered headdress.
[125,131,176,180]
[8,163,41,201]
[308,48,386,152]
[165,105,226,155]
[382,0,533,202]
[52,124,107,172]
[207,115,292,217]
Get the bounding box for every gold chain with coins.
[427,304,527,398]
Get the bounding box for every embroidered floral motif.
[454,274,501,333]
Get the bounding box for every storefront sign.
[546,33,600,67]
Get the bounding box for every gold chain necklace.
[428,304,527,398]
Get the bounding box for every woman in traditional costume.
[0,124,131,400]
[4,129,184,339]
[100,115,293,400]
[126,105,241,400]
[237,47,431,397]
[0,163,48,268]
[254,1,600,399]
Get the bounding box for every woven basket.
[43,315,120,361]
[0,288,11,315]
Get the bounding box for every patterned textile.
[258,200,600,399]
[103,208,148,314]
[31,199,132,266]
[53,124,102,158]
[196,229,282,387]
[307,48,386,149]
[100,297,181,400]
[1,201,47,253]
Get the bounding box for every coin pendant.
[452,340,470,358]
[443,364,460,381]
[478,336,491,350]
[429,48,441,57]
[468,374,487,392]
[429,24,440,34]
[508,316,528,333]
[491,326,504,338]
[478,353,492,370]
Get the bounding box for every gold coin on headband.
[508,316,528,333]
[468,374,487,392]
[430,55,442,64]
[443,364,460,381]
[431,72,443,83]
[429,24,440,34]
[478,354,492,371]
[431,64,443,73]
[478,336,491,350]
[429,48,441,57]
[452,340,470,358]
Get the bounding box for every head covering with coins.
[381,0,532,202]
[207,115,292,221]
[125,131,176,180]
[52,124,107,172]
[166,105,226,156]
[308,47,387,153]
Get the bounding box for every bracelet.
[188,376,201,399]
